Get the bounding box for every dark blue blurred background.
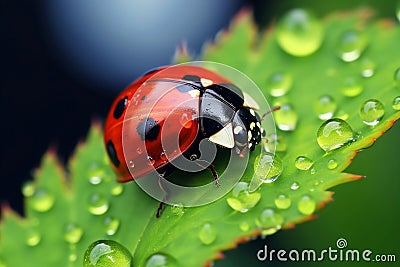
[1,1,399,266]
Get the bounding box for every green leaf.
[1,8,400,267]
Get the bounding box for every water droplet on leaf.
[359,99,384,126]
[297,195,316,215]
[198,222,217,245]
[104,217,120,236]
[341,77,363,97]
[276,9,324,56]
[392,96,400,110]
[83,240,133,267]
[265,133,287,152]
[240,222,250,232]
[266,72,293,97]
[337,30,367,62]
[171,203,184,216]
[256,208,284,236]
[111,184,124,196]
[145,253,178,267]
[226,182,261,213]
[274,194,291,209]
[31,188,55,212]
[22,181,35,197]
[395,67,400,83]
[360,58,375,78]
[26,230,41,247]
[314,95,337,120]
[87,163,105,185]
[87,193,109,215]
[317,118,354,152]
[290,182,300,190]
[295,156,314,170]
[254,153,283,183]
[275,103,298,131]
[64,223,83,244]
[327,159,338,170]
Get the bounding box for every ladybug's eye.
[113,96,128,119]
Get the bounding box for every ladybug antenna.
[261,106,280,121]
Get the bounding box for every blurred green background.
[217,0,400,266]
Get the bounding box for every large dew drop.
[359,99,385,126]
[83,240,133,267]
[274,194,292,209]
[316,119,354,152]
[276,9,324,56]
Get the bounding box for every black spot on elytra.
[136,117,160,141]
[182,74,201,83]
[106,140,120,167]
[141,95,146,101]
[113,96,128,119]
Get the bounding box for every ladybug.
[104,65,268,215]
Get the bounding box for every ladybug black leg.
[156,172,170,218]
[207,164,220,187]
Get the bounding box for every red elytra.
[104,65,236,183]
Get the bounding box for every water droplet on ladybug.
[276,9,324,56]
[274,194,292,209]
[179,113,193,128]
[198,222,217,245]
[160,151,167,161]
[136,147,143,155]
[87,193,109,215]
[316,118,354,151]
[83,240,133,267]
[359,99,384,126]
[297,195,316,215]
[64,223,83,244]
[146,156,155,166]
[226,182,261,213]
[128,160,135,169]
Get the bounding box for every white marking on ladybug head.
[188,89,200,98]
[249,109,256,116]
[250,122,256,130]
[243,92,260,110]
[209,122,234,148]
[200,78,213,87]
[233,125,243,135]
